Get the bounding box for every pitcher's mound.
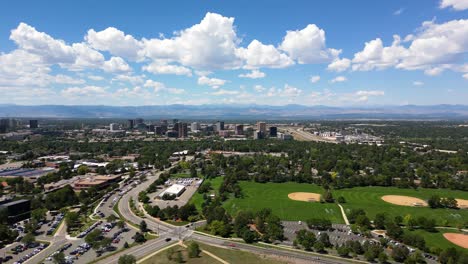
[381,195,428,207]
[288,192,321,202]
[456,199,468,209]
[443,233,468,249]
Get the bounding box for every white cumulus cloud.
[440,0,468,10]
[238,69,266,79]
[197,76,227,89]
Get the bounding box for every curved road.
[97,160,352,264]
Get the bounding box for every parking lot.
[281,221,367,246]
[149,177,202,209]
[42,221,137,264]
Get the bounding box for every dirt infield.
[288,192,321,202]
[381,195,428,207]
[443,233,468,249]
[456,199,468,209]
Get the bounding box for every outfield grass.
[404,228,466,251]
[223,181,344,223]
[219,181,468,225]
[190,177,223,211]
[334,187,468,227]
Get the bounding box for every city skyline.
[0,0,467,106]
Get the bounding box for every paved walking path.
[337,204,350,225]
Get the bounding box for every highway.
[281,127,338,143]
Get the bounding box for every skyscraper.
[215,121,224,131]
[127,119,134,129]
[235,124,244,135]
[269,127,277,137]
[29,120,38,129]
[257,122,266,134]
[177,123,188,138]
[191,122,200,132]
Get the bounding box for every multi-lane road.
[96,160,352,264]
[23,157,350,264]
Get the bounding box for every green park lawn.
[334,186,468,227]
[190,177,223,211]
[141,242,286,264]
[215,181,467,226]
[403,228,466,251]
[222,181,344,223]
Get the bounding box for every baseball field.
[219,181,468,227]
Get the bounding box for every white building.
[110,123,119,131]
[190,122,200,132]
[159,184,186,197]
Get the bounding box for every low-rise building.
[73,174,121,190]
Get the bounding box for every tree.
[31,208,47,222]
[117,220,125,229]
[107,214,118,222]
[123,241,129,248]
[118,254,136,264]
[374,213,387,229]
[210,220,231,237]
[52,252,66,264]
[318,233,332,248]
[378,252,388,263]
[391,245,409,262]
[314,241,325,252]
[77,165,89,175]
[337,245,350,257]
[133,232,146,243]
[188,241,201,258]
[100,237,112,249]
[85,229,102,249]
[174,251,184,263]
[323,189,334,203]
[139,220,147,232]
[21,232,36,245]
[428,195,441,208]
[337,196,346,203]
[438,247,460,264]
[241,228,257,243]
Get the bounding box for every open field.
[334,187,468,227]
[223,182,344,223]
[199,243,287,264]
[140,242,286,264]
[219,182,467,226]
[404,228,467,251]
[190,177,223,211]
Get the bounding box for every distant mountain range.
[1,104,468,120]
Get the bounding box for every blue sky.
[0,0,467,106]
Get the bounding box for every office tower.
[110,123,119,131]
[191,122,200,132]
[127,119,134,129]
[253,130,263,140]
[177,123,188,138]
[0,119,9,133]
[269,126,277,137]
[215,121,224,131]
[235,124,244,135]
[257,122,266,134]
[161,120,168,126]
[29,120,38,129]
[135,118,144,125]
